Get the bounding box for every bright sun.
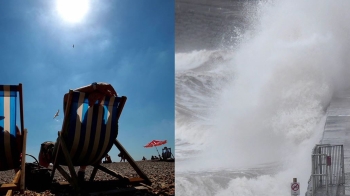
[56,0,90,23]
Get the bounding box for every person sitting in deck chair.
[103,154,112,163]
[162,147,171,160]
[38,82,118,181]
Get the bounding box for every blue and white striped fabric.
[61,91,121,166]
[0,85,20,171]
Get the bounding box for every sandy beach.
[0,161,174,196]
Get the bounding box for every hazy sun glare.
[56,0,90,23]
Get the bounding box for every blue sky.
[0,0,174,162]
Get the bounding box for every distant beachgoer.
[162,147,171,160]
[142,156,147,161]
[103,154,112,163]
[118,152,126,162]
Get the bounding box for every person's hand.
[95,83,117,97]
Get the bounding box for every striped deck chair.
[0,84,27,196]
[51,90,151,191]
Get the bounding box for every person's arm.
[64,82,118,107]
[79,83,117,106]
[74,82,117,97]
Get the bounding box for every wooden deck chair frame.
[0,84,28,196]
[50,90,151,192]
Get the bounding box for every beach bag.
[25,162,51,190]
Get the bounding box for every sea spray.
[176,0,350,195]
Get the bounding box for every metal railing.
[305,144,345,196]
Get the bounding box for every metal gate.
[305,144,345,196]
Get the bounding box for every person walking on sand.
[118,152,126,162]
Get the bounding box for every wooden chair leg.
[57,166,74,185]
[20,129,27,192]
[6,190,13,196]
[50,163,57,183]
[51,151,59,182]
[12,170,21,184]
[89,167,99,182]
[94,165,126,179]
[114,139,151,185]
[59,135,80,191]
[51,134,79,191]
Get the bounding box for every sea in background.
[175,0,350,195]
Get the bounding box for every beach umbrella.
[144,140,167,158]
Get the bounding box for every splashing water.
[176,0,350,195]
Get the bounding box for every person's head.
[38,142,55,168]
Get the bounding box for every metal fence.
[305,144,345,196]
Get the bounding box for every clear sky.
[0,0,174,162]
